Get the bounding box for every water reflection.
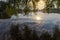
[11,12,60,24]
[0,12,60,34]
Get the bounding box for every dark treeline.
[2,24,60,40]
[0,1,11,19]
[0,0,60,19]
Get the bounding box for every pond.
[0,12,60,40]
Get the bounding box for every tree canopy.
[0,0,60,19]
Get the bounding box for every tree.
[21,0,40,14]
[5,4,17,16]
[32,0,39,12]
[0,1,10,19]
[56,0,60,9]
[45,0,55,13]
[0,0,40,18]
[6,0,19,16]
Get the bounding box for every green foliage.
[22,0,39,14]
[23,7,30,15]
[0,0,40,19]
[44,0,60,13]
[56,0,60,8]
[7,0,20,15]
[45,0,50,13]
[0,1,11,19]
[45,0,55,13]
[22,0,31,15]
[0,12,10,19]
[5,5,18,16]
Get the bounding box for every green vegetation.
[56,0,60,8]
[45,0,55,13]
[45,0,60,13]
[0,0,60,19]
[0,1,10,19]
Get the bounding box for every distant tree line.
[0,0,40,19]
[0,0,60,19]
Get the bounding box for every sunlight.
[35,16,42,20]
[33,15,43,21]
[32,14,43,23]
[36,0,45,10]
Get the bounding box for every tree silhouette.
[0,1,10,19]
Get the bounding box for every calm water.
[11,12,60,23]
[0,12,60,32]
[0,12,60,31]
[0,12,60,40]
